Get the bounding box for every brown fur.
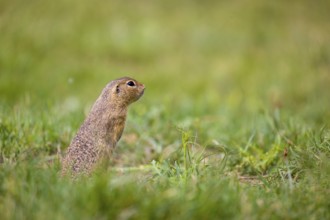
[61,77,145,177]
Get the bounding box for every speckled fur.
[61,77,145,177]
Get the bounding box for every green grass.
[1,0,330,219]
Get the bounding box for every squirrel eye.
[127,81,135,87]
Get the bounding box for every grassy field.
[1,0,330,219]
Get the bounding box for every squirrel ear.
[115,85,120,93]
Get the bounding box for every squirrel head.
[106,77,145,107]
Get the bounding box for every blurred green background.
[1,0,329,119]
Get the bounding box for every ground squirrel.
[61,77,145,177]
